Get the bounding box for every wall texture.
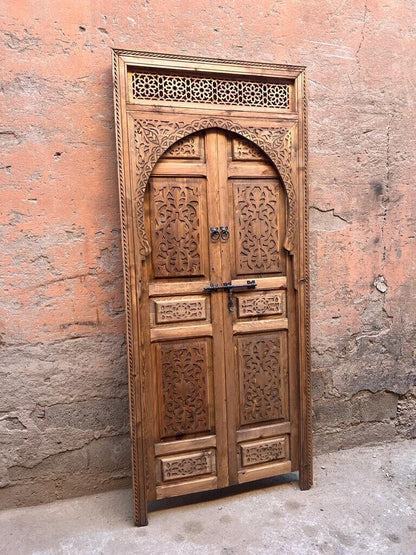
[0,0,415,509]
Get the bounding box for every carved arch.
[132,116,296,256]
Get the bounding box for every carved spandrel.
[158,339,212,438]
[234,181,281,275]
[240,437,288,467]
[160,450,215,482]
[154,297,207,324]
[236,291,286,318]
[238,332,287,426]
[150,178,205,278]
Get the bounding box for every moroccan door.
[146,128,296,501]
[112,50,311,527]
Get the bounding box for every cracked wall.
[0,0,415,509]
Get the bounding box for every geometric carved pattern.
[132,117,295,256]
[240,437,287,467]
[154,297,206,324]
[232,137,263,160]
[234,181,281,275]
[160,450,215,482]
[150,179,205,277]
[238,333,285,426]
[131,72,290,109]
[163,135,202,159]
[159,339,211,438]
[237,291,285,318]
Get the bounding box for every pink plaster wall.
[1,0,415,508]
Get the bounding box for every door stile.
[130,128,157,501]
[215,131,241,484]
[295,71,313,490]
[205,130,230,488]
[122,107,149,524]
[286,252,300,472]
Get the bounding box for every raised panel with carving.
[159,450,215,482]
[236,291,286,318]
[237,332,287,426]
[157,338,213,439]
[153,296,208,325]
[150,177,207,278]
[240,437,288,467]
[233,180,281,275]
[163,134,204,159]
[232,137,263,160]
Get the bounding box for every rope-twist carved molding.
[132,117,297,256]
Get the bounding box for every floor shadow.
[148,472,299,513]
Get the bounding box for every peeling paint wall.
[0,0,415,508]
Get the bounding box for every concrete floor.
[1,440,415,555]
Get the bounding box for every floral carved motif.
[160,451,214,481]
[240,438,287,467]
[232,137,263,160]
[132,117,296,256]
[237,291,285,318]
[151,180,203,277]
[163,135,201,159]
[234,181,280,274]
[154,298,206,324]
[159,340,211,438]
[238,333,286,426]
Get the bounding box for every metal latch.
[203,280,257,312]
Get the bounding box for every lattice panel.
[131,72,290,109]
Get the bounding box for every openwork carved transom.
[132,116,296,255]
[131,72,290,109]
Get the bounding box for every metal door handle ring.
[220,226,230,241]
[210,227,220,242]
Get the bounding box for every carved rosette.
[132,117,296,256]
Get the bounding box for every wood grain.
[112,50,311,526]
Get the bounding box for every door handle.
[210,227,220,242]
[204,280,257,312]
[210,226,230,242]
[220,226,230,242]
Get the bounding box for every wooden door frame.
[112,49,312,526]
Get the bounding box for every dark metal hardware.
[210,227,220,242]
[203,280,257,312]
[220,226,230,242]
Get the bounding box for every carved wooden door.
[112,50,311,526]
[144,128,297,498]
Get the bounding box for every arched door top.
[132,117,296,256]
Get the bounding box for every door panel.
[146,129,296,498]
[150,177,209,278]
[236,331,288,427]
[147,131,229,500]
[232,179,282,276]
[221,134,295,485]
[155,337,214,439]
